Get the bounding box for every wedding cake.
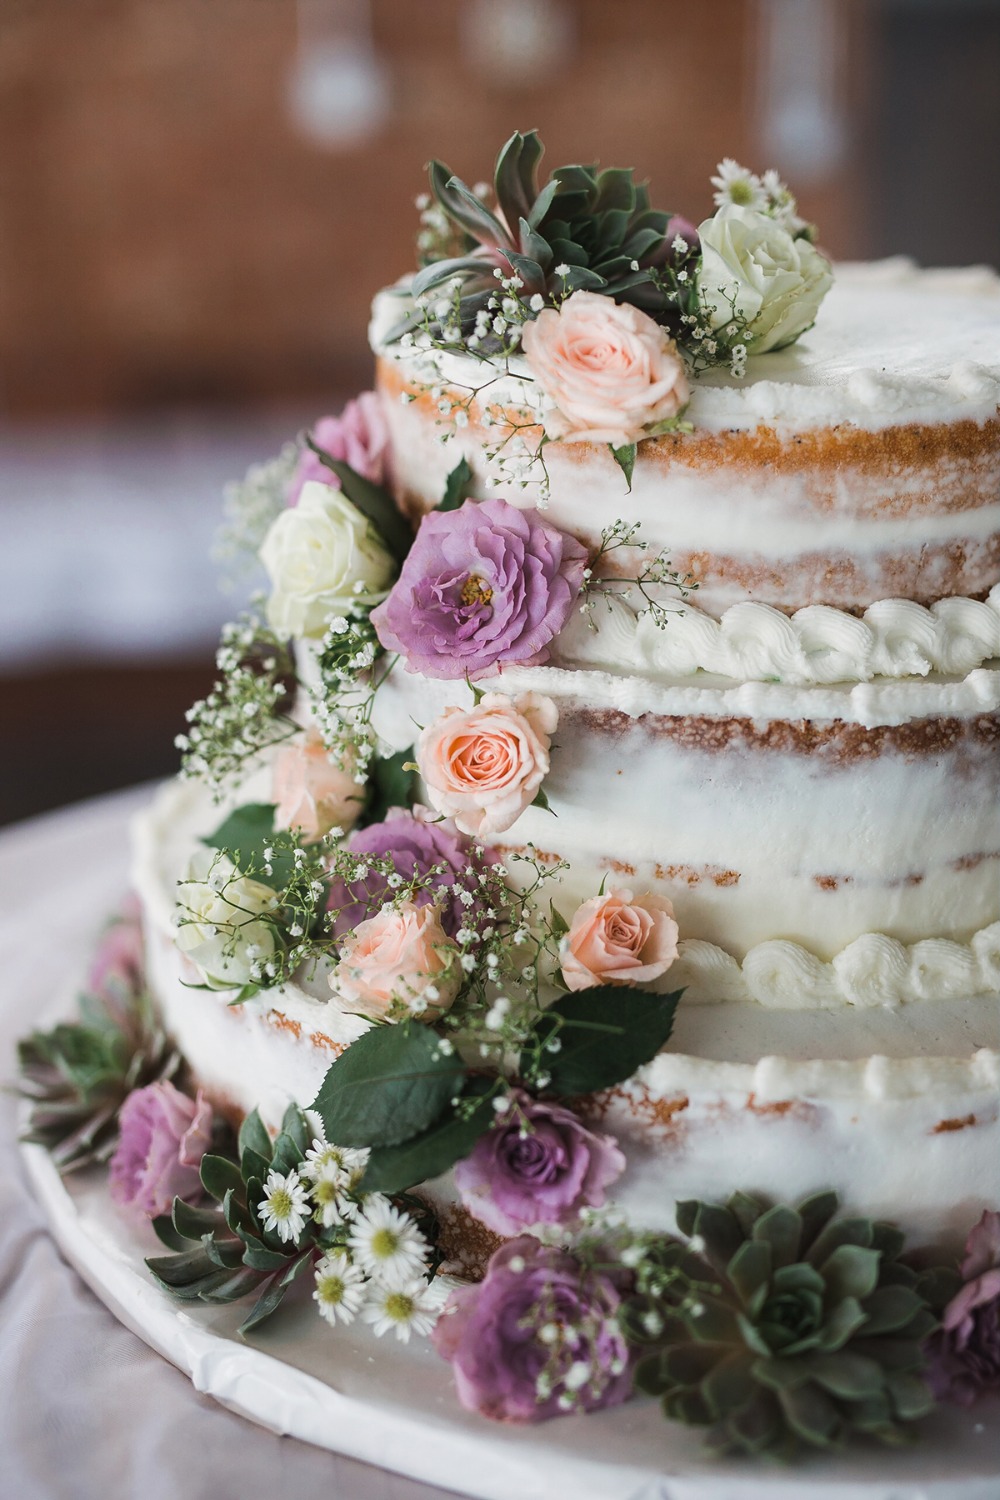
[30,135,998,1453]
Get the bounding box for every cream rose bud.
[696,204,833,355]
[561,888,679,991]
[416,691,558,838]
[175,849,280,990]
[259,480,396,640]
[331,901,461,1022]
[520,290,689,447]
[272,727,362,843]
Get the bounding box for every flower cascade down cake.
[27,135,999,1455]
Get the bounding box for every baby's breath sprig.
[213,442,299,584]
[175,612,298,796]
[646,239,755,378]
[580,519,698,631]
[311,609,393,785]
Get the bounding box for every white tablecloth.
[0,788,460,1500]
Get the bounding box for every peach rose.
[521,290,690,446]
[272,728,363,843]
[416,691,558,837]
[331,900,461,1021]
[561,888,679,991]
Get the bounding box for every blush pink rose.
[331,899,461,1021]
[416,692,558,837]
[287,393,389,504]
[272,728,363,843]
[521,290,690,447]
[561,888,679,990]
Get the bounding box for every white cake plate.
[21,1137,999,1500]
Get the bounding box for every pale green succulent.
[629,1191,943,1457]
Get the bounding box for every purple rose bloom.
[109,1082,213,1219]
[433,1236,633,1422]
[454,1090,626,1236]
[370,496,588,679]
[925,1209,1000,1406]
[287,393,388,504]
[327,805,499,940]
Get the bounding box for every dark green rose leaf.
[237,1108,273,1165]
[203,803,296,890]
[310,1022,468,1148]
[306,447,413,566]
[524,987,681,1097]
[437,457,474,513]
[362,749,418,827]
[361,1080,496,1194]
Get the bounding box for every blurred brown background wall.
[1,0,868,417]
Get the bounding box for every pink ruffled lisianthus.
[87,896,145,1000]
[454,1089,626,1236]
[432,1236,633,1423]
[416,691,557,838]
[327,806,499,940]
[370,496,587,680]
[561,888,679,990]
[109,1081,213,1219]
[925,1210,1000,1405]
[287,393,389,504]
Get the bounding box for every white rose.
[259,481,396,640]
[175,849,280,990]
[696,204,833,355]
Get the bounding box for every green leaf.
[171,1198,224,1241]
[609,442,637,491]
[269,1130,305,1177]
[199,1266,267,1305]
[752,1205,803,1269]
[238,1109,273,1164]
[361,749,417,827]
[524,987,681,1097]
[820,1244,881,1303]
[145,1246,218,1289]
[203,803,296,890]
[306,446,413,568]
[728,1240,773,1310]
[361,1081,496,1194]
[437,457,474,513]
[548,900,569,939]
[152,1215,188,1252]
[200,1152,244,1203]
[530,785,554,815]
[240,1239,292,1272]
[238,1272,290,1335]
[310,1022,468,1148]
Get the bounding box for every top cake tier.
[371,261,1000,615]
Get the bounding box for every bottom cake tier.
[133,777,1000,1256]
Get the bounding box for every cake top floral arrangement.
[375,130,832,489]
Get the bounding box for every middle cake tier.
[366,654,1000,1004]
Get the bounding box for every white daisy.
[313,1251,368,1327]
[301,1137,369,1190]
[348,1195,430,1286]
[258,1167,310,1245]
[710,157,767,212]
[360,1275,447,1342]
[308,1173,349,1229]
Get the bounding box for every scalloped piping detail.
[672,923,1000,1009]
[557,584,1000,688]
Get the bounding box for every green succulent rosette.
[628,1190,942,1457]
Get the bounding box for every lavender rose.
[287,393,388,504]
[454,1090,626,1236]
[328,806,498,939]
[370,496,588,679]
[109,1081,213,1219]
[925,1210,1000,1406]
[432,1237,632,1422]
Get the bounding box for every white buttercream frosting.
[673,925,1000,1008]
[559,584,1000,687]
[371,259,1000,434]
